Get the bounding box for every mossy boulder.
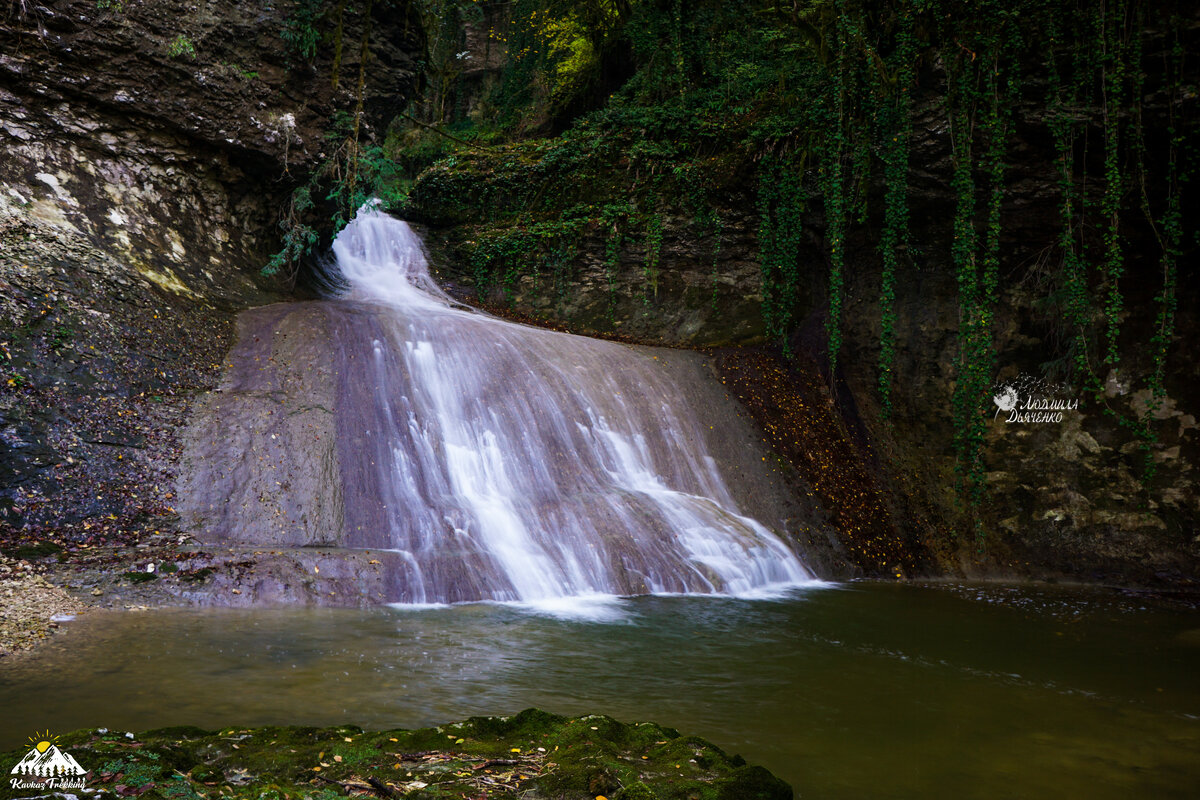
[0,711,792,800]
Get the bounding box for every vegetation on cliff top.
[381,0,1195,519]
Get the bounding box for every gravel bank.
[0,555,88,657]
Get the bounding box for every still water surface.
[2,582,1198,798]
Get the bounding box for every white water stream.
[326,208,816,603]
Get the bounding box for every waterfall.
[323,208,816,604]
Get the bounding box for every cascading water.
[321,207,816,603]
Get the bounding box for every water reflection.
[1,583,1197,799]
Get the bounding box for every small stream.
[2,582,1198,798]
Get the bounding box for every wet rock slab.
[0,709,792,800]
[35,540,413,609]
[177,281,835,604]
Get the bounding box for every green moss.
[718,765,793,800]
[182,566,213,582]
[0,712,790,800]
[619,782,658,800]
[7,540,62,560]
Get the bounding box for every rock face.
[179,303,343,550]
[482,209,768,347]
[175,291,843,606]
[405,28,1199,586]
[0,1,421,540]
[2,0,423,295]
[824,85,1200,585]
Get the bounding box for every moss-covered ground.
[0,710,791,800]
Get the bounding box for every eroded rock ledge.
[0,0,420,559]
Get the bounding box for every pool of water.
[2,582,1198,798]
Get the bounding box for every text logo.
[992,375,1079,424]
[10,731,86,790]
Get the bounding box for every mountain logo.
[10,731,86,789]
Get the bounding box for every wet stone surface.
[0,709,792,800]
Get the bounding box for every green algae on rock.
[0,710,791,800]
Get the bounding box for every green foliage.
[265,137,408,279]
[394,0,1192,510]
[1099,0,1127,373]
[49,323,73,354]
[757,154,806,345]
[947,63,982,505]
[822,2,851,375]
[943,3,1019,513]
[412,0,486,122]
[224,62,260,81]
[601,202,629,322]
[486,0,635,129]
[1046,17,1091,384]
[706,211,723,311]
[1030,0,1191,491]
[96,0,126,11]
[641,211,664,305]
[265,186,320,279]
[282,0,324,65]
[160,775,205,800]
[468,214,587,304]
[268,0,413,280]
[100,752,163,788]
[167,34,197,60]
[877,5,916,420]
[14,714,766,800]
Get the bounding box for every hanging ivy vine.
[823,2,851,376]
[641,211,664,307]
[942,4,1018,512]
[601,202,628,324]
[1100,0,1128,373]
[877,2,916,420]
[708,212,724,311]
[947,55,980,501]
[404,0,1192,518]
[757,154,806,344]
